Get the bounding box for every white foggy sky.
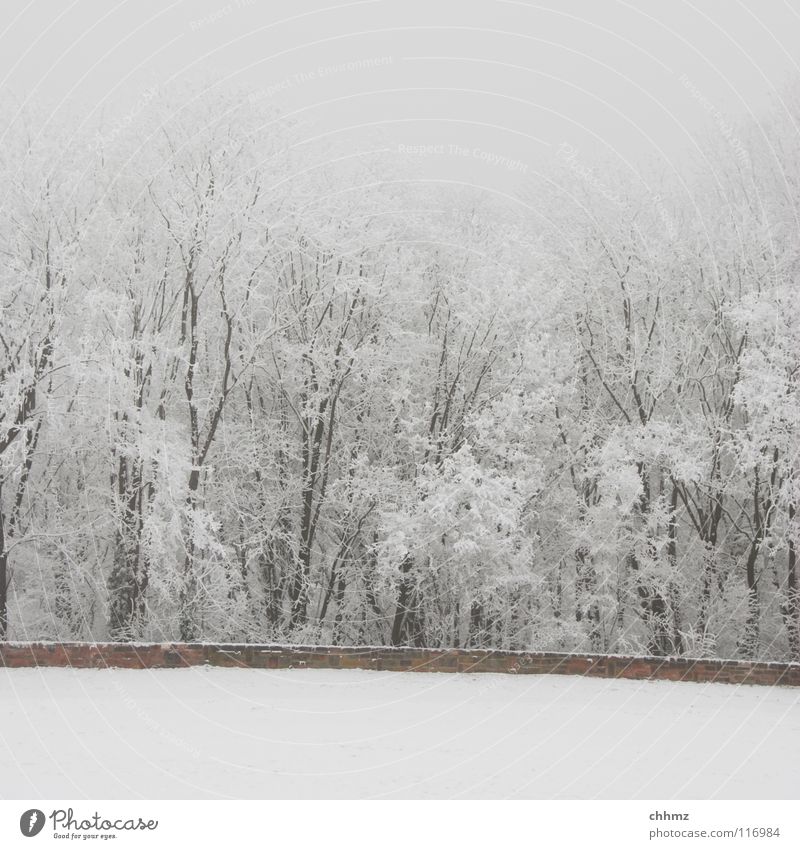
[1,0,799,193]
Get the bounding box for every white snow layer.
[1,667,798,799]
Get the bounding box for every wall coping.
[1,642,798,686]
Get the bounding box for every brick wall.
[1,642,798,686]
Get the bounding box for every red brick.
[0,642,797,687]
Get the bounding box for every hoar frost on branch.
[0,84,798,660]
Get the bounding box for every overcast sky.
[2,0,799,195]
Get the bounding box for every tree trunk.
[786,501,799,661]
[0,484,7,639]
[390,555,414,645]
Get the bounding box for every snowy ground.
[1,667,798,799]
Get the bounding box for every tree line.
[0,86,798,659]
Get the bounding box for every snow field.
[1,667,798,799]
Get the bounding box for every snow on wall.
[1,642,798,686]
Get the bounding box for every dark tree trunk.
[786,500,799,661]
[468,600,484,648]
[666,484,684,654]
[0,485,7,639]
[108,454,149,640]
[575,545,602,651]
[390,555,414,645]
